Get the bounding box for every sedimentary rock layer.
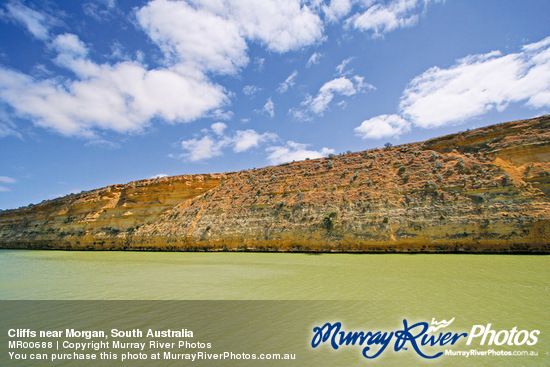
[1,116,549,253]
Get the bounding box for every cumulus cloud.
[180,135,225,161]
[49,34,99,78]
[211,122,227,136]
[263,98,275,118]
[136,0,248,75]
[137,0,324,74]
[180,124,277,161]
[181,130,332,164]
[278,70,298,93]
[233,129,277,152]
[1,13,235,138]
[322,0,353,22]
[51,33,88,56]
[266,141,334,164]
[347,0,442,37]
[355,36,550,139]
[300,75,374,116]
[195,0,324,53]
[0,1,329,139]
[3,2,51,40]
[354,114,410,139]
[0,58,228,137]
[310,77,358,113]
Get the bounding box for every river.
[0,250,548,366]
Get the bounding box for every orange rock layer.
[1,116,549,253]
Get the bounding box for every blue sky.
[0,0,549,210]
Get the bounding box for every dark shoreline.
[1,247,548,255]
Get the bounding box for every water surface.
[1,250,547,303]
[0,251,548,366]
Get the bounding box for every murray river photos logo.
[311,318,540,359]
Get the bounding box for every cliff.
[1,116,549,253]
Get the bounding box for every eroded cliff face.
[1,116,549,252]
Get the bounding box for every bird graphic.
[427,318,455,333]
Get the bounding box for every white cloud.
[277,70,298,93]
[355,36,550,139]
[209,108,233,121]
[254,57,265,71]
[195,0,324,53]
[0,23,232,137]
[289,108,311,121]
[137,0,325,74]
[0,59,227,137]
[306,52,322,67]
[301,75,374,116]
[354,114,410,139]
[0,122,20,138]
[4,2,50,40]
[323,0,353,22]
[84,137,120,149]
[263,98,275,118]
[0,176,17,184]
[266,141,334,164]
[0,110,21,138]
[181,135,226,161]
[233,129,277,152]
[336,57,353,75]
[347,0,442,37]
[109,41,130,61]
[0,175,16,192]
[51,33,88,56]
[211,122,227,136]
[0,0,328,140]
[180,124,277,161]
[243,85,261,96]
[400,36,550,128]
[50,33,99,78]
[136,0,248,75]
[83,0,119,22]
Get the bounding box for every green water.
[0,250,548,366]
[2,250,549,302]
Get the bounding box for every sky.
[0,0,549,210]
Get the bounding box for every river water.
[0,250,548,366]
